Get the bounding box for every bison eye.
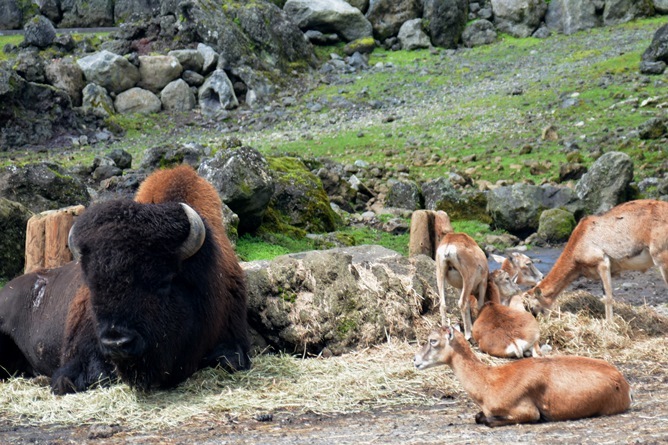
[429,339,438,346]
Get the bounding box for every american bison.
[0,165,250,394]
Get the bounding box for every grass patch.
[0,35,23,61]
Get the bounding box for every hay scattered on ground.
[0,339,459,430]
[1,289,665,431]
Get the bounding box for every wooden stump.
[408,210,453,259]
[25,205,85,273]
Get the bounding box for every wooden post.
[409,210,453,259]
[24,205,85,273]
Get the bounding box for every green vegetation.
[3,18,666,262]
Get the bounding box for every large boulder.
[397,19,432,50]
[0,0,23,30]
[114,0,161,23]
[365,0,422,41]
[0,163,91,213]
[284,0,373,42]
[422,0,469,48]
[487,183,582,236]
[60,0,114,27]
[491,0,547,38]
[266,157,341,233]
[462,19,498,47]
[45,57,85,107]
[198,146,275,234]
[244,246,437,355]
[114,87,162,115]
[536,208,577,244]
[575,151,634,215]
[77,50,140,95]
[642,23,668,63]
[137,55,183,94]
[180,0,315,76]
[654,0,668,13]
[168,49,205,73]
[81,83,115,117]
[545,0,602,35]
[0,62,81,148]
[160,79,196,112]
[385,179,423,211]
[23,15,56,48]
[0,198,32,280]
[603,0,654,25]
[423,177,490,223]
[198,69,239,116]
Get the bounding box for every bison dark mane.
[0,165,250,394]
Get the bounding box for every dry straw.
[1,290,665,430]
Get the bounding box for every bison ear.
[178,203,206,260]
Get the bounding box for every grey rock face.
[365,0,422,41]
[397,19,432,50]
[137,55,183,94]
[603,0,654,26]
[81,83,115,117]
[0,0,22,30]
[642,23,668,63]
[284,0,373,41]
[198,70,239,116]
[198,146,275,234]
[545,0,601,35]
[462,19,498,47]
[0,62,81,148]
[491,0,547,38]
[160,79,196,112]
[386,179,423,211]
[60,0,114,27]
[45,57,85,107]
[77,50,140,94]
[422,0,469,48]
[0,198,32,280]
[114,87,162,115]
[0,163,91,213]
[23,15,56,48]
[575,151,634,215]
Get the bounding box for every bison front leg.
[51,348,116,395]
[203,342,250,372]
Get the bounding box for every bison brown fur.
[0,165,250,394]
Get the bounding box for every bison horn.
[68,224,81,261]
[179,203,206,260]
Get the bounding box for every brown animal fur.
[527,199,668,320]
[490,252,543,289]
[414,326,632,427]
[471,270,541,358]
[435,232,488,340]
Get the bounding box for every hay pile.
[1,289,665,430]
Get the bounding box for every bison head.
[68,199,210,390]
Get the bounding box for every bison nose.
[99,325,145,359]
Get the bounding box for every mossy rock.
[435,192,491,224]
[537,208,576,243]
[0,198,32,280]
[344,37,376,56]
[266,156,342,234]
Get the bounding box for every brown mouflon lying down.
[472,270,542,358]
[414,326,632,427]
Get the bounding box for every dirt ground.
[1,247,667,445]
